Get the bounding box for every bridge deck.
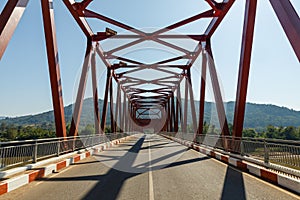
[1,134,298,200]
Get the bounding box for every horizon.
[1,99,300,118]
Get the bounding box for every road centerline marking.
[148,135,155,200]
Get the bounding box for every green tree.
[81,124,95,135]
[280,126,298,140]
[265,125,277,138]
[105,126,112,133]
[3,126,17,140]
[243,128,256,138]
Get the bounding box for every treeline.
[243,125,300,140]
[0,122,56,141]
[187,123,300,140]
[0,122,112,141]
[1,122,300,141]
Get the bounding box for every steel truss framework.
[0,0,299,139]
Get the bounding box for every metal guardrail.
[0,133,128,170]
[163,132,300,172]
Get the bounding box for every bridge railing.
[0,133,128,170]
[163,132,300,174]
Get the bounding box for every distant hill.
[0,116,6,120]
[1,98,300,130]
[0,98,110,129]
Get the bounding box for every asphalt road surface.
[1,134,299,200]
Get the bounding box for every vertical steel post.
[91,49,100,135]
[171,92,175,132]
[183,77,189,133]
[232,0,257,138]
[126,100,130,133]
[168,99,171,132]
[33,140,38,163]
[197,50,207,136]
[114,83,120,132]
[187,68,198,137]
[119,90,123,132]
[175,93,179,132]
[41,0,67,138]
[122,92,126,132]
[0,0,29,59]
[110,74,115,133]
[101,69,111,133]
[177,84,184,132]
[124,98,127,132]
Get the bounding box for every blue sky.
[0,0,299,117]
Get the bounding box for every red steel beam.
[114,83,120,132]
[177,84,184,131]
[175,91,179,132]
[91,49,100,134]
[122,91,126,132]
[206,42,230,136]
[197,50,207,136]
[169,98,173,131]
[187,69,198,137]
[232,0,257,138]
[152,9,214,36]
[69,40,92,136]
[101,69,111,132]
[171,93,176,132]
[41,0,67,138]
[118,89,122,132]
[92,34,206,41]
[205,0,235,38]
[110,73,115,133]
[0,0,29,59]
[183,77,189,133]
[84,9,146,36]
[63,0,93,38]
[269,0,300,62]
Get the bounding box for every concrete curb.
[0,135,132,195]
[162,134,300,195]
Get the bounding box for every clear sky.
[0,0,299,117]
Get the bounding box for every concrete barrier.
[0,135,133,195]
[161,134,300,195]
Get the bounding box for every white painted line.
[148,136,154,200]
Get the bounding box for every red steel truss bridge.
[0,0,299,199]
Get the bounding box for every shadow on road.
[36,135,213,199]
[221,166,246,200]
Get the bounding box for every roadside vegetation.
[1,121,300,141]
